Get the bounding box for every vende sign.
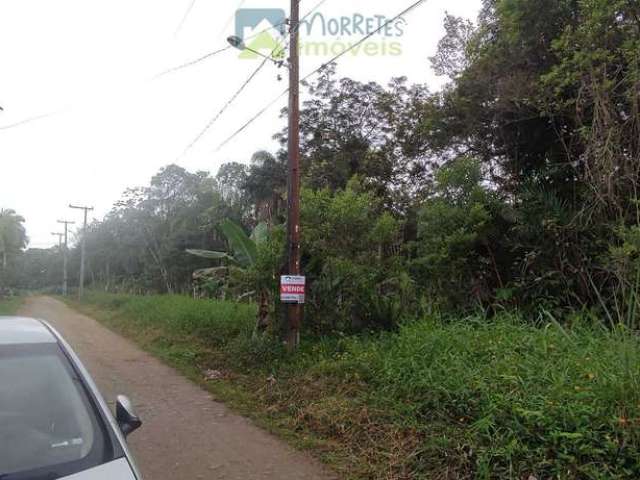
[280,275,306,304]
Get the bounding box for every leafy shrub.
[414,157,509,310]
[300,180,410,332]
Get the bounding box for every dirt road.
[18,296,337,480]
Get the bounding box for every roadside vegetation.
[0,296,23,315]
[74,291,640,479]
[4,0,640,477]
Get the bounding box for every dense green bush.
[414,157,509,311]
[300,180,413,332]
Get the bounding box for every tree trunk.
[254,290,271,337]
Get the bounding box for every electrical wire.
[214,0,427,151]
[213,0,327,151]
[216,0,250,40]
[156,12,290,79]
[215,90,289,152]
[179,40,288,157]
[155,45,233,78]
[301,0,426,82]
[174,0,198,37]
[0,111,58,131]
[178,2,312,154]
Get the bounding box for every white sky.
[0,0,481,248]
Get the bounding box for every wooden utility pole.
[69,205,93,298]
[57,220,75,296]
[286,0,302,350]
[51,232,64,292]
[51,232,63,248]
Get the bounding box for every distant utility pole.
[51,232,64,292]
[51,232,63,248]
[286,0,303,350]
[69,204,93,298]
[57,220,75,296]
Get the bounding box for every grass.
[0,296,23,315]
[71,292,640,479]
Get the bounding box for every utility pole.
[51,232,64,293]
[226,1,303,349]
[57,220,75,296]
[51,232,63,248]
[69,204,94,298]
[286,0,303,350]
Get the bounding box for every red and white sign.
[280,275,306,304]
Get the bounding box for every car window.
[0,343,116,479]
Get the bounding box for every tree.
[243,151,287,224]
[415,157,508,309]
[187,219,275,335]
[275,65,433,211]
[0,209,27,271]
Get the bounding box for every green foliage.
[277,65,432,210]
[10,0,640,336]
[301,181,410,332]
[187,219,259,269]
[366,316,640,478]
[79,292,255,346]
[0,296,22,315]
[218,219,258,268]
[185,249,237,264]
[80,293,640,479]
[0,209,28,286]
[414,158,506,309]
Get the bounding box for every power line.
[215,0,427,151]
[302,0,427,81]
[0,111,57,131]
[179,0,322,155]
[216,90,289,152]
[214,0,328,151]
[179,42,286,157]
[155,46,233,78]
[174,0,198,37]
[69,204,94,299]
[57,219,75,296]
[300,0,327,25]
[214,1,326,152]
[216,0,250,40]
[157,16,292,79]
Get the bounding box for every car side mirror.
[115,395,142,437]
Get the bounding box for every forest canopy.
[5,0,640,331]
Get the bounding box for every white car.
[0,316,143,479]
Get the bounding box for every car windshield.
[0,343,114,479]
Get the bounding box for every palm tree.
[0,209,27,270]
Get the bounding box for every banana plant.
[187,219,269,268]
[187,219,271,336]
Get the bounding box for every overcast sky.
[0,0,481,248]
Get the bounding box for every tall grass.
[81,292,255,345]
[0,296,22,315]
[77,292,640,479]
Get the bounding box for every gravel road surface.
[18,296,336,480]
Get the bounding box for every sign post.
[280,275,305,304]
